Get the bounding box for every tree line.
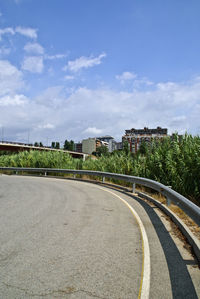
[32,140,75,151]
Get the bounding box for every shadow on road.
[102,184,198,299]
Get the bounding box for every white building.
[96,136,116,152]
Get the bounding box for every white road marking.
[93,185,151,299]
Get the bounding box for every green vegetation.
[0,150,79,169]
[34,142,43,147]
[51,142,60,149]
[92,145,109,157]
[63,139,75,151]
[0,133,200,204]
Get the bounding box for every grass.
[139,188,200,241]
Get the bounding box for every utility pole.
[1,127,4,142]
[27,130,30,144]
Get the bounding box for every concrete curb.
[137,191,200,264]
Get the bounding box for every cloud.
[0,60,24,96]
[57,79,200,140]
[0,27,15,40]
[0,26,37,40]
[0,94,27,106]
[133,78,154,89]
[24,42,44,54]
[45,54,67,60]
[116,71,137,83]
[1,74,200,143]
[15,26,37,39]
[116,71,154,89]
[22,56,44,73]
[83,127,103,135]
[64,53,106,72]
[35,86,64,107]
[37,123,55,129]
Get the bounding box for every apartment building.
[74,142,82,153]
[96,136,116,152]
[122,126,168,153]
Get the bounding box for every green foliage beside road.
[0,133,200,204]
[0,150,79,169]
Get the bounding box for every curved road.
[0,175,199,298]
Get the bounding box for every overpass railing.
[0,167,200,227]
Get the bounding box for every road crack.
[3,282,107,298]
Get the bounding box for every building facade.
[115,142,123,150]
[96,136,116,152]
[82,138,109,154]
[74,142,82,153]
[122,126,168,153]
[82,138,96,154]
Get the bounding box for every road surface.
[0,175,199,298]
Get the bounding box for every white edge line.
[94,185,151,299]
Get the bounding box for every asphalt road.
[0,175,199,298]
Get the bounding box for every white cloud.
[83,127,103,135]
[1,76,200,143]
[22,56,44,73]
[0,94,27,106]
[0,26,37,41]
[0,60,24,96]
[15,26,37,39]
[0,27,15,40]
[116,71,137,83]
[45,54,67,60]
[37,123,55,129]
[133,78,154,89]
[116,72,154,89]
[24,42,44,54]
[64,52,106,72]
[35,86,64,107]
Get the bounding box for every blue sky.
[0,0,200,144]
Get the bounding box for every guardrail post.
[15,171,18,175]
[166,186,172,206]
[132,183,136,193]
[166,197,171,206]
[73,174,76,179]
[44,172,47,176]
[102,176,105,183]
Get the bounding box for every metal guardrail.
[0,166,200,227]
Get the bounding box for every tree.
[34,142,39,147]
[64,139,74,151]
[55,142,60,149]
[96,146,109,157]
[122,140,130,155]
[39,142,43,147]
[51,142,55,148]
[138,140,149,155]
